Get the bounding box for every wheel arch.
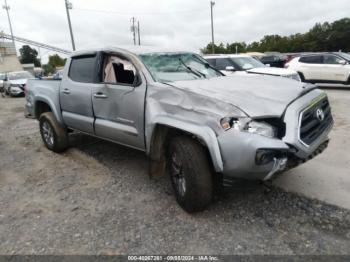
[34,96,63,124]
[147,117,223,178]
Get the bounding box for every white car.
[285,52,350,84]
[204,54,301,81]
[3,71,34,97]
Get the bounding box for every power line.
[131,17,136,45]
[210,1,215,54]
[2,0,14,43]
[137,20,141,46]
[0,32,71,54]
[72,7,208,16]
[65,0,76,51]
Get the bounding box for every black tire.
[167,136,213,213]
[39,112,69,153]
[298,72,306,82]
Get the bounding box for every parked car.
[26,47,333,212]
[260,52,287,68]
[0,73,6,93]
[285,52,350,84]
[3,71,34,97]
[204,54,301,81]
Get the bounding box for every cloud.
[0,0,349,63]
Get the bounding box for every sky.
[0,0,349,63]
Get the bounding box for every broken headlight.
[220,117,277,138]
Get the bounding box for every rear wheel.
[39,112,69,153]
[167,136,213,213]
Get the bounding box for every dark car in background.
[260,52,287,68]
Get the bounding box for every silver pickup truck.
[26,47,333,212]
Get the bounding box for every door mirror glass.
[225,66,235,71]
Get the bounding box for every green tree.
[42,64,55,76]
[48,54,66,68]
[201,17,350,54]
[19,45,41,67]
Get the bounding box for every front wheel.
[39,112,69,153]
[168,136,213,213]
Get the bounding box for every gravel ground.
[0,96,350,255]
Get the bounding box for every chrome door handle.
[93,93,108,98]
[62,88,70,94]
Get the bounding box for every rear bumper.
[25,96,35,118]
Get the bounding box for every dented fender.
[146,116,224,172]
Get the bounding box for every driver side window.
[103,55,137,85]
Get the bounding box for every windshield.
[139,52,222,82]
[8,71,33,80]
[230,56,265,70]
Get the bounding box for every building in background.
[0,40,22,72]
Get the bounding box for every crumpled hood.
[247,67,297,76]
[169,74,315,117]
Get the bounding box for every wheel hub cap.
[42,121,54,146]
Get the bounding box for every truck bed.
[25,79,62,119]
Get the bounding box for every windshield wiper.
[178,58,206,78]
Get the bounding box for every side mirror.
[339,60,347,65]
[225,66,235,71]
[266,64,271,67]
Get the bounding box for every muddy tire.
[39,112,69,153]
[168,136,213,213]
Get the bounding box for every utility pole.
[131,17,136,45]
[210,1,215,54]
[2,0,14,43]
[65,0,76,51]
[137,21,141,45]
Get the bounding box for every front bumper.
[9,86,24,96]
[218,130,290,180]
[217,89,333,182]
[218,129,330,181]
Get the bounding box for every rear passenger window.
[323,55,344,64]
[69,55,96,83]
[299,56,322,64]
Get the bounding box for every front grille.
[299,97,333,146]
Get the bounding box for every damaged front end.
[218,89,333,184]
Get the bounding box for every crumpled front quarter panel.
[145,82,247,172]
